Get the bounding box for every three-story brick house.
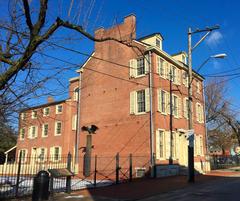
[16,14,209,176]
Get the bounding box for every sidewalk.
[11,169,240,201]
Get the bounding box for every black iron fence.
[0,153,150,199]
[209,155,240,170]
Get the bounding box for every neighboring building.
[16,14,209,175]
[16,77,79,163]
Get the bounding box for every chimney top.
[47,96,54,103]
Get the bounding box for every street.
[140,176,240,201]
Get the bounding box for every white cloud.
[205,31,223,46]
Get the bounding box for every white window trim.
[55,121,62,136]
[156,129,166,160]
[42,123,49,137]
[21,113,26,120]
[37,147,47,162]
[72,115,77,130]
[158,89,168,115]
[43,107,50,117]
[28,126,38,139]
[156,56,166,79]
[50,146,62,162]
[196,102,204,123]
[73,87,79,101]
[56,104,63,114]
[31,111,37,119]
[19,128,25,140]
[19,149,28,163]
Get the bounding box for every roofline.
[138,33,164,41]
[146,46,204,81]
[20,99,68,113]
[76,52,95,73]
[4,145,17,154]
[171,51,188,57]
[69,77,79,82]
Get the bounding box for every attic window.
[156,39,161,48]
[182,55,186,64]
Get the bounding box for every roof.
[4,145,17,154]
[20,99,68,113]
[171,51,188,57]
[138,33,164,41]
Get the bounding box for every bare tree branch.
[22,0,33,33]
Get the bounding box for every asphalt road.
[139,176,240,201]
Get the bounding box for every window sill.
[54,134,62,136]
[42,135,48,138]
[135,74,146,79]
[135,112,147,115]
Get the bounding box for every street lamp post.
[187,25,221,183]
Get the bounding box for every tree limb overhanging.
[0,0,138,90]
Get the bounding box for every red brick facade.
[16,14,208,173]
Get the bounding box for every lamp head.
[211,53,227,59]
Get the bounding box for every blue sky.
[1,0,240,112]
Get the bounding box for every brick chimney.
[94,14,136,51]
[47,96,54,103]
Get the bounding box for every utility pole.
[187,25,219,183]
[169,69,173,165]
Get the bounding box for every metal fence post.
[94,155,97,187]
[66,152,72,194]
[116,153,120,184]
[129,154,132,182]
[15,151,22,197]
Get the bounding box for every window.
[196,81,201,94]
[196,103,204,123]
[158,89,168,114]
[56,105,63,114]
[157,57,165,77]
[130,89,150,114]
[170,66,176,83]
[137,58,145,76]
[43,107,50,116]
[42,124,48,137]
[184,98,189,119]
[171,132,176,158]
[20,128,25,140]
[32,111,37,119]
[156,38,161,48]
[19,149,27,163]
[21,113,26,120]
[72,115,77,130]
[172,95,178,117]
[74,87,79,101]
[182,55,186,64]
[137,90,145,113]
[38,148,47,162]
[29,126,37,138]
[50,146,61,161]
[158,130,164,159]
[55,121,62,135]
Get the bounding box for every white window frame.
[50,146,62,162]
[42,123,49,137]
[19,149,28,163]
[21,113,26,120]
[196,102,204,123]
[156,129,166,160]
[29,126,38,139]
[20,128,25,140]
[73,87,79,101]
[157,56,165,79]
[136,57,145,77]
[56,104,63,114]
[55,121,62,136]
[158,89,168,115]
[183,97,189,119]
[43,107,50,117]
[38,147,47,162]
[31,111,37,119]
[196,81,201,94]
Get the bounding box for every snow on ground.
[0,176,113,198]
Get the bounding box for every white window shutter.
[196,103,199,122]
[177,69,181,84]
[156,130,160,160]
[178,97,182,118]
[144,55,150,74]
[166,92,170,114]
[157,89,161,112]
[35,126,38,137]
[59,147,62,161]
[129,59,137,78]
[164,62,168,79]
[130,91,136,114]
[44,148,47,161]
[175,133,179,159]
[165,131,170,159]
[145,88,150,112]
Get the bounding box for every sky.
[1,0,240,112]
